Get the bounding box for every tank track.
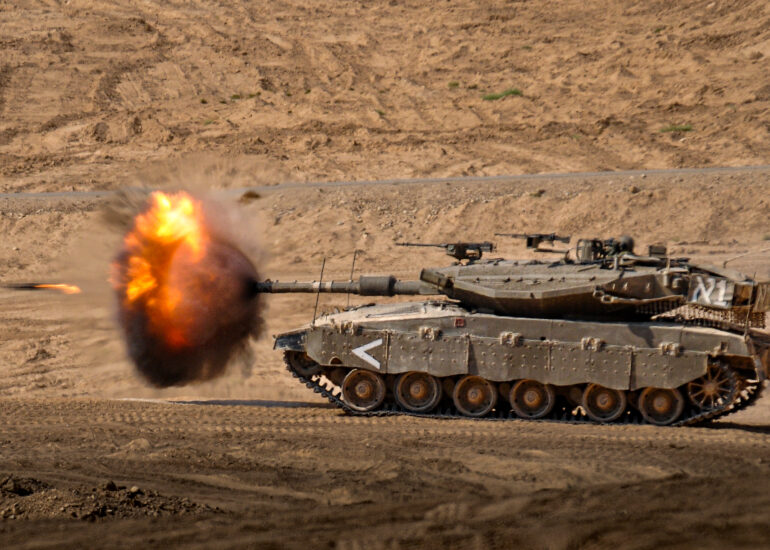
[284,353,764,427]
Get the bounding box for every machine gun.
[495,233,571,252]
[575,236,636,263]
[395,241,494,263]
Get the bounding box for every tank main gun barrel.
[254,275,438,296]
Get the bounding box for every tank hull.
[276,301,769,425]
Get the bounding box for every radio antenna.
[312,257,326,327]
[347,250,358,309]
[723,246,770,268]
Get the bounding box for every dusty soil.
[2,1,770,549]
[2,1,770,193]
[1,399,769,550]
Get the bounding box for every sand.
[2,0,770,193]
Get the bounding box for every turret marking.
[688,275,733,308]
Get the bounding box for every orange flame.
[33,284,81,294]
[112,191,209,349]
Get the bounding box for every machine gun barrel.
[254,276,437,296]
[395,242,445,248]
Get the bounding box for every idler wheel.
[638,387,685,426]
[453,375,497,418]
[342,369,386,412]
[285,351,322,378]
[582,384,627,423]
[395,372,442,413]
[509,380,555,419]
[686,362,737,410]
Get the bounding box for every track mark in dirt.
[0,398,768,549]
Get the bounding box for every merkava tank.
[254,235,770,426]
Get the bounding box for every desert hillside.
[1,0,769,193]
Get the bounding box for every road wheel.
[453,375,497,417]
[342,369,386,412]
[638,387,685,426]
[582,384,627,423]
[285,351,321,377]
[686,363,738,410]
[509,379,555,419]
[394,372,442,413]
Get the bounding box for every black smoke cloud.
[112,197,264,387]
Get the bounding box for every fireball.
[114,191,209,348]
[111,191,262,387]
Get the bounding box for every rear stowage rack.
[654,304,766,330]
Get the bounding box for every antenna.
[722,246,770,268]
[744,271,757,338]
[347,250,358,309]
[312,257,326,327]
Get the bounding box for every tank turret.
[255,238,769,328]
[256,236,770,426]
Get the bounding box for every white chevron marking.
[352,338,383,369]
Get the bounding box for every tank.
[254,236,770,426]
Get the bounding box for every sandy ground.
[2,1,770,193]
[2,1,770,548]
[1,398,769,549]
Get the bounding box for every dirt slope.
[2,0,770,193]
